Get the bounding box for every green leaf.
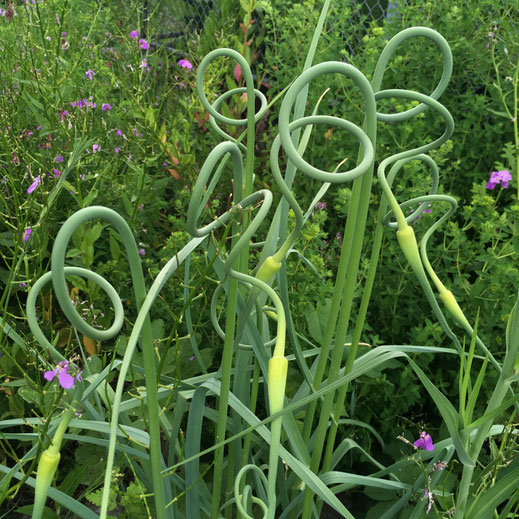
[467,463,519,517]
[151,319,165,341]
[83,188,98,206]
[15,505,59,519]
[121,192,133,217]
[408,359,474,467]
[109,232,121,262]
[17,386,41,406]
[86,222,105,246]
[86,487,117,511]
[304,299,331,343]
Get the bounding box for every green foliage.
[1,0,519,518]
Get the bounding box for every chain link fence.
[157,0,394,44]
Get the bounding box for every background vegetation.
[0,0,517,517]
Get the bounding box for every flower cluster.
[44,361,82,390]
[71,98,97,109]
[486,169,512,190]
[178,59,193,70]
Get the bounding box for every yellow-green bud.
[33,448,61,518]
[268,356,288,415]
[256,256,282,284]
[396,226,422,271]
[440,290,471,329]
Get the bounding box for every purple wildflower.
[336,231,342,243]
[115,129,123,137]
[414,431,434,451]
[139,59,150,71]
[139,39,149,50]
[43,361,75,389]
[114,146,120,153]
[486,170,512,190]
[23,228,32,242]
[85,69,95,80]
[55,154,64,163]
[101,103,111,111]
[130,30,139,39]
[92,144,100,153]
[315,202,327,211]
[138,248,145,255]
[53,169,61,178]
[178,59,193,70]
[27,176,41,194]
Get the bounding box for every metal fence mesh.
[158,0,394,43]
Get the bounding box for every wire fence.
[157,0,395,45]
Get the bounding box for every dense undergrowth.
[0,0,518,518]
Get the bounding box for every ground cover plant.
[1,0,518,518]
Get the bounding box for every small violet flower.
[53,169,61,178]
[139,59,150,71]
[138,248,145,255]
[101,103,111,111]
[23,228,32,242]
[336,231,342,243]
[139,39,149,50]
[55,154,64,163]
[92,144,100,154]
[414,431,434,451]
[486,170,512,190]
[27,176,41,194]
[315,202,327,211]
[178,59,193,70]
[43,361,76,389]
[129,30,139,39]
[85,69,95,80]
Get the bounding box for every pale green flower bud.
[256,257,282,284]
[396,225,422,271]
[440,290,471,329]
[33,447,60,519]
[268,356,288,415]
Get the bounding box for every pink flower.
[53,169,61,178]
[178,59,193,70]
[414,431,434,451]
[130,30,139,39]
[486,170,512,190]
[115,129,123,137]
[85,69,95,80]
[23,228,32,242]
[27,176,41,194]
[139,59,150,71]
[138,248,145,255]
[101,103,111,111]
[139,39,149,50]
[92,144,100,153]
[43,361,75,389]
[114,147,120,153]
